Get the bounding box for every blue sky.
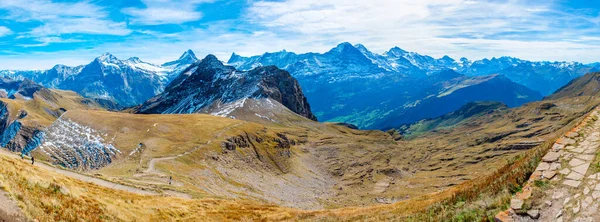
[0,0,599,69]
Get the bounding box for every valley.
[0,45,599,221]
[3,0,600,221]
[1,61,600,222]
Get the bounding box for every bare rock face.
[38,118,119,170]
[221,131,298,173]
[135,55,317,121]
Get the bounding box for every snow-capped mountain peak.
[126,57,143,63]
[0,50,201,107]
[199,54,225,68]
[96,53,119,63]
[328,42,358,54]
[178,49,197,61]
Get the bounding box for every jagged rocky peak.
[178,49,198,61]
[161,50,200,80]
[135,56,317,121]
[198,54,226,69]
[228,52,245,63]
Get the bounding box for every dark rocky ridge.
[135,55,317,121]
[545,72,600,100]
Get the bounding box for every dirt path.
[497,109,600,221]
[0,149,158,196]
[0,190,26,222]
[140,122,245,179]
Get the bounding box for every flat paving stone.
[576,155,595,161]
[570,158,586,167]
[572,163,591,175]
[571,147,586,153]
[593,191,600,199]
[564,179,582,187]
[543,170,557,179]
[543,152,561,162]
[583,148,596,154]
[566,172,584,181]
[549,162,561,171]
[562,138,577,145]
[536,162,551,171]
[580,141,591,146]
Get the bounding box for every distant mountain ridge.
[0,50,199,106]
[229,42,598,95]
[228,43,550,129]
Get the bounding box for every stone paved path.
[497,109,600,221]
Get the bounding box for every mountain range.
[0,50,199,107]
[230,42,597,95]
[2,43,597,129]
[229,43,562,129]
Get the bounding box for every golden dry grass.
[0,152,314,222]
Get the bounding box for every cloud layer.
[0,0,599,69]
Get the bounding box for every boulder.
[510,198,524,210]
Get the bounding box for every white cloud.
[30,18,130,36]
[243,0,600,63]
[2,0,600,70]
[122,0,214,25]
[0,26,12,37]
[0,0,131,39]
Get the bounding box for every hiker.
[31,155,34,165]
[169,176,172,185]
[20,153,23,159]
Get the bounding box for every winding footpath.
[137,122,245,181]
[496,109,600,221]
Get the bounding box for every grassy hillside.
[3,73,600,221]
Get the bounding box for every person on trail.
[31,156,34,165]
[169,176,172,185]
[20,153,23,159]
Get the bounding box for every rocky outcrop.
[135,55,317,121]
[38,118,120,170]
[0,101,35,153]
[221,131,298,173]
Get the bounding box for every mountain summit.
[136,55,317,121]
